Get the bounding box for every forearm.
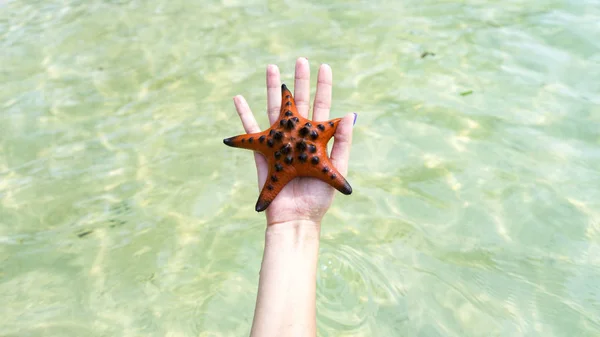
[250,220,321,337]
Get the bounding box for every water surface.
[1,0,600,336]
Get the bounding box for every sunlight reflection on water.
[1,0,600,336]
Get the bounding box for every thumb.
[329,113,356,176]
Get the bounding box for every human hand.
[231,58,355,226]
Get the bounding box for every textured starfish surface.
[223,84,352,212]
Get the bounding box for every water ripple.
[2,0,600,335]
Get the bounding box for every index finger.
[330,113,356,176]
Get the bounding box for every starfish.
[223,84,352,212]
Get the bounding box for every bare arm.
[230,58,354,337]
[251,220,320,337]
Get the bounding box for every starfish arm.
[255,163,295,212]
[315,118,341,140]
[278,84,299,119]
[319,117,352,194]
[223,130,271,151]
[307,157,352,195]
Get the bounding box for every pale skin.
[230,58,354,337]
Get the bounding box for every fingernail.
[353,113,358,125]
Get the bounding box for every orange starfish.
[223,84,353,212]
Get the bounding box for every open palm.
[232,58,354,226]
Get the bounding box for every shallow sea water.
[2,0,600,336]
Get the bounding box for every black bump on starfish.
[286,119,295,129]
[281,143,292,154]
[299,126,309,137]
[296,140,307,151]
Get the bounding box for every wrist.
[265,220,321,246]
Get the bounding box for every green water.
[2,0,600,336]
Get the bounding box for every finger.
[253,153,268,191]
[233,95,261,133]
[293,57,311,118]
[312,64,333,121]
[233,95,268,189]
[266,64,281,124]
[330,113,356,176]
